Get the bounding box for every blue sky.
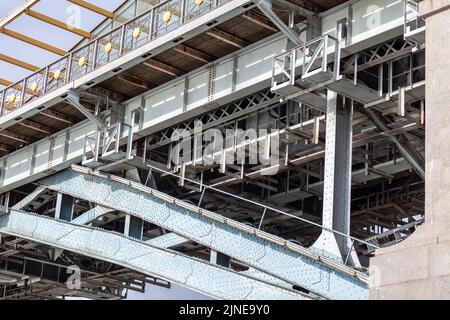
[0,0,210,300]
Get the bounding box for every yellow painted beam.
[67,0,115,19]
[0,53,40,72]
[25,9,91,39]
[1,28,67,56]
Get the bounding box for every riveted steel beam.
[38,166,369,300]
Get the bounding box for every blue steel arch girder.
[34,166,369,300]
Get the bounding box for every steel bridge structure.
[0,0,426,299]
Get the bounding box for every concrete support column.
[370,1,450,299]
[312,91,359,267]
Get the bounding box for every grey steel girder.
[37,165,369,300]
[0,209,307,300]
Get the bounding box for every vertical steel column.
[312,90,360,267]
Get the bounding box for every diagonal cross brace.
[0,209,308,300]
[66,90,105,129]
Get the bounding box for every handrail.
[0,0,229,116]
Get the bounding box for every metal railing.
[0,0,229,116]
[271,34,341,92]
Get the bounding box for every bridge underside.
[0,0,427,300]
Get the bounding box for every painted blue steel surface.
[38,167,369,299]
